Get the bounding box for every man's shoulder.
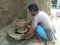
[39,11,47,15]
[34,11,44,18]
[34,11,48,19]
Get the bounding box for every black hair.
[28,3,39,12]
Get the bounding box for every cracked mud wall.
[0,0,16,28]
[0,0,28,28]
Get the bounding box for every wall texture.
[0,0,27,28]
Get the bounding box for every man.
[21,3,55,42]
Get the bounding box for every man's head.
[28,3,39,16]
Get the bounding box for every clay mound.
[14,19,31,30]
[8,19,34,40]
[9,28,34,40]
[8,28,27,40]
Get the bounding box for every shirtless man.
[21,3,55,42]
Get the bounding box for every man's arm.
[22,16,38,39]
[22,26,36,39]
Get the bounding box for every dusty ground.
[0,17,60,45]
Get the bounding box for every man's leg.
[36,25,48,40]
[35,31,43,42]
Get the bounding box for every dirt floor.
[0,17,60,45]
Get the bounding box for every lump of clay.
[8,19,34,40]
